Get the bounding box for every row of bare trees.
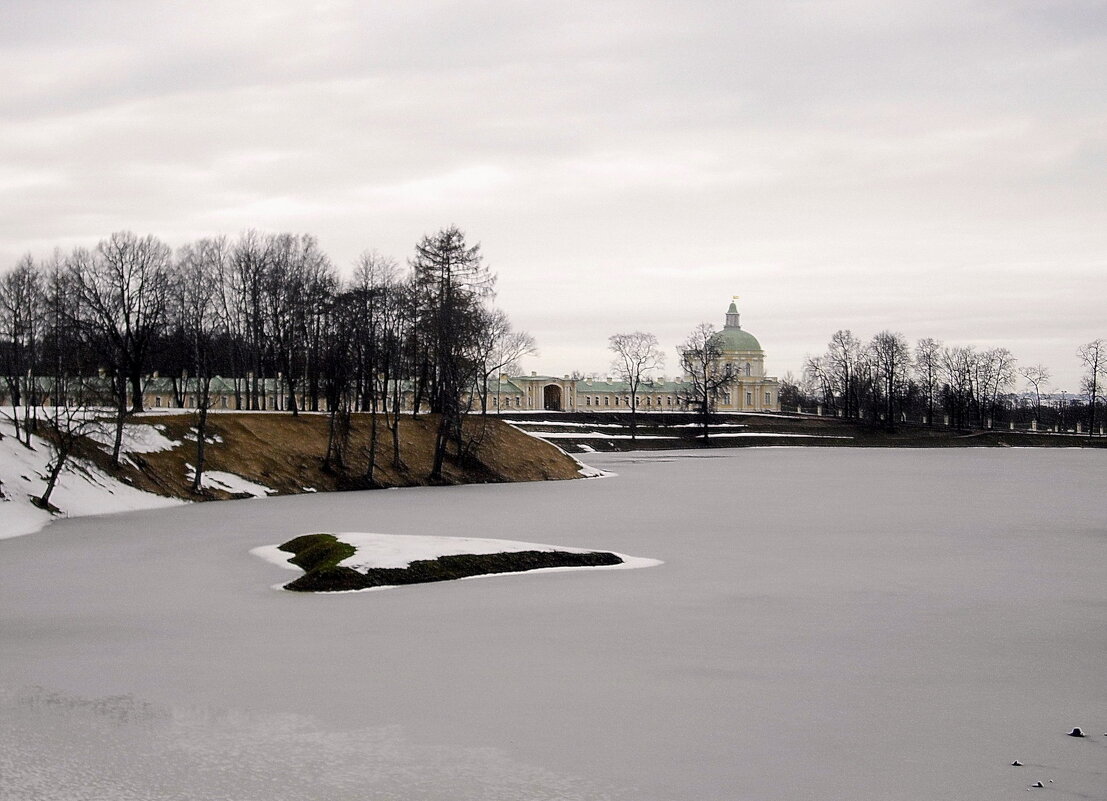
[793,330,1106,432]
[607,323,744,441]
[0,227,536,495]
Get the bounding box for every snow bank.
[528,431,679,440]
[185,464,275,498]
[86,422,181,454]
[507,420,626,428]
[0,429,182,540]
[527,430,851,440]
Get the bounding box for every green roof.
[719,300,763,352]
[576,379,687,393]
[717,327,762,352]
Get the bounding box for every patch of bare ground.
[76,412,583,501]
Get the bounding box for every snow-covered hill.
[0,427,181,540]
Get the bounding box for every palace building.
[489,299,781,413]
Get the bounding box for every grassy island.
[277,533,624,592]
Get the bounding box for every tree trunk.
[323,409,338,471]
[129,369,144,412]
[111,385,127,467]
[38,440,72,508]
[629,389,638,443]
[6,378,21,443]
[191,402,209,494]
[366,398,379,486]
[430,414,448,482]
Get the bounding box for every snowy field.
[1,448,1105,800]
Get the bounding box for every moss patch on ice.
[279,534,356,572]
[277,533,623,593]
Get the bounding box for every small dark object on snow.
[1030,781,1045,788]
[1011,760,1023,766]
[1067,727,1086,737]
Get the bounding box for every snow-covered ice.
[2,448,1105,800]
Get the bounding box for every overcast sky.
[2,0,1104,388]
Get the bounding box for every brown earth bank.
[502,411,1107,453]
[73,412,584,502]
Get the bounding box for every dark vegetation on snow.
[277,533,623,593]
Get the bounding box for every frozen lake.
[2,448,1105,800]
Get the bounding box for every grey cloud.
[1,0,1104,387]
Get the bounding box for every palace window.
[744,363,752,376]
[765,392,771,405]
[604,396,609,406]
[746,391,752,406]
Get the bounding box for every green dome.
[718,326,762,352]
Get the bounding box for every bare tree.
[941,345,975,428]
[971,347,1017,425]
[1078,339,1106,433]
[34,375,109,510]
[346,251,400,483]
[0,254,44,446]
[476,307,536,416]
[777,370,806,410]
[677,323,734,440]
[826,329,863,418]
[229,231,272,410]
[914,337,942,425]
[802,354,834,410]
[68,233,172,465]
[1018,363,1051,425]
[608,331,663,442]
[263,233,335,415]
[174,238,227,494]
[868,330,911,430]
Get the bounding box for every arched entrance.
[543,384,562,411]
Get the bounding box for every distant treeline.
[788,330,1106,433]
[0,226,535,485]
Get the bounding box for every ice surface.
[2,448,1106,800]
